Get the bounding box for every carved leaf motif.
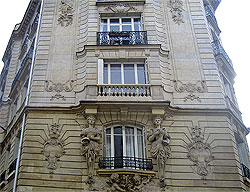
[104,4,137,13]
[167,0,185,25]
[58,0,74,27]
[174,80,206,93]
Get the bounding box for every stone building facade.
[0,0,250,191]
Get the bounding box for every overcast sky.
[0,1,249,129]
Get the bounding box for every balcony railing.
[99,157,153,170]
[97,84,151,97]
[211,40,233,67]
[241,163,250,179]
[97,31,147,45]
[8,159,17,175]
[0,171,6,183]
[11,42,34,90]
[205,5,218,25]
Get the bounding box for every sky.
[0,1,249,131]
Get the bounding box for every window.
[100,17,141,32]
[101,125,150,170]
[99,60,147,85]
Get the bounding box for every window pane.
[114,126,122,134]
[101,25,108,32]
[101,19,107,24]
[137,129,144,158]
[105,135,111,157]
[137,64,146,84]
[110,25,120,32]
[111,64,121,84]
[104,64,108,84]
[134,18,141,31]
[125,127,135,157]
[114,135,123,157]
[124,64,135,84]
[106,128,111,134]
[122,18,131,24]
[110,19,119,24]
[122,25,132,31]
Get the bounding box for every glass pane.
[124,64,135,84]
[114,126,122,134]
[122,18,131,24]
[114,135,123,157]
[137,64,146,84]
[125,127,135,157]
[104,64,108,84]
[122,25,132,31]
[134,18,141,31]
[106,128,111,134]
[101,19,107,24]
[110,25,120,32]
[105,135,111,157]
[101,25,108,32]
[137,133,144,158]
[110,19,119,24]
[111,64,121,84]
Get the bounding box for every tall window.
[100,17,141,32]
[101,60,147,84]
[105,125,145,158]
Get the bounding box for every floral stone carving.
[80,115,101,184]
[58,0,74,27]
[44,80,74,101]
[104,4,137,13]
[187,126,213,182]
[105,173,152,192]
[147,116,171,188]
[167,0,185,25]
[42,123,65,174]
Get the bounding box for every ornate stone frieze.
[44,80,74,101]
[80,115,102,184]
[58,0,74,27]
[167,0,185,25]
[42,123,65,174]
[104,4,137,13]
[147,116,171,188]
[187,126,213,182]
[184,93,201,102]
[105,173,152,192]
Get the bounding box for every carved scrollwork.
[167,0,185,25]
[147,116,171,188]
[42,123,65,174]
[105,173,152,192]
[44,80,74,101]
[104,4,137,13]
[58,0,74,27]
[187,126,213,182]
[174,80,206,93]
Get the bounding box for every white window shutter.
[98,59,104,84]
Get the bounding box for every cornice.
[2,0,40,63]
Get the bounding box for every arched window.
[99,125,152,170]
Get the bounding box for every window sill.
[97,168,155,177]
[6,171,15,181]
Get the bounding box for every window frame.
[98,59,148,85]
[100,17,142,32]
[104,124,146,159]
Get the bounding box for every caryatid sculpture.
[147,116,171,188]
[80,115,101,181]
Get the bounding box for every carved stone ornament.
[147,116,171,188]
[42,123,65,174]
[167,0,185,25]
[44,80,74,101]
[184,93,201,102]
[58,0,74,27]
[104,4,137,13]
[80,115,102,185]
[187,126,213,182]
[104,173,152,192]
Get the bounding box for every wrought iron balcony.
[99,157,153,170]
[97,84,151,97]
[241,163,250,179]
[0,171,6,183]
[97,31,147,45]
[205,5,218,25]
[211,40,233,67]
[8,159,17,175]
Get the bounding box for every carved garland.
[58,0,74,27]
[104,4,137,13]
[187,126,213,183]
[167,0,185,25]
[44,80,74,101]
[42,123,65,174]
